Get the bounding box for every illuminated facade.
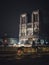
[19,10,39,45]
[32,10,39,45]
[19,13,27,42]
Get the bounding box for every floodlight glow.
[18,41,21,44]
[33,38,35,41]
[21,14,26,17]
[13,44,16,47]
[40,39,44,45]
[46,41,48,44]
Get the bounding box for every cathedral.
[19,10,39,45]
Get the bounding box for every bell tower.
[32,10,39,42]
[19,13,27,42]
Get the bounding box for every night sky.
[0,0,49,39]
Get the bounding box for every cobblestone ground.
[0,55,49,65]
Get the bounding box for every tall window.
[21,28,25,36]
[21,17,26,24]
[27,25,32,28]
[33,14,38,22]
[21,33,25,36]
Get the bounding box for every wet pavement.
[0,55,49,65]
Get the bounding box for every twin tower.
[19,10,39,44]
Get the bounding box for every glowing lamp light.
[21,14,26,17]
[4,39,7,43]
